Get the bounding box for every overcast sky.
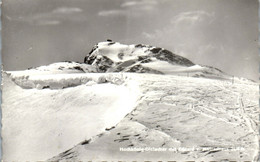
[2,0,259,80]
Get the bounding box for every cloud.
[197,44,220,57]
[35,20,61,26]
[52,7,82,14]
[142,32,156,39]
[121,0,158,12]
[121,1,138,7]
[121,0,158,8]
[98,0,159,17]
[98,10,126,17]
[171,11,215,25]
[140,10,215,37]
[13,15,61,26]
[15,7,84,26]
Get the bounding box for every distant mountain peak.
[22,41,232,80]
[84,41,195,73]
[81,41,231,80]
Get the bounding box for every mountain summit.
[83,41,229,80]
[84,41,194,73]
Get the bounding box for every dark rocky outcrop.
[126,65,164,74]
[92,56,114,72]
[152,49,195,66]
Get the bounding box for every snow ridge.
[2,73,141,161]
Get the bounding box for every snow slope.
[48,74,259,161]
[2,71,258,161]
[2,72,140,161]
[26,61,97,74]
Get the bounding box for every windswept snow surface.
[49,74,259,161]
[2,72,140,161]
[26,61,97,74]
[2,69,259,161]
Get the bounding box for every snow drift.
[2,72,140,161]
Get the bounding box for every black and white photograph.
[1,0,259,161]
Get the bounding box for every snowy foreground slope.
[2,71,259,161]
[2,72,140,161]
[2,41,259,161]
[47,74,258,161]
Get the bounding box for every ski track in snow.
[44,73,259,162]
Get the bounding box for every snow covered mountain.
[84,41,194,72]
[19,41,233,81]
[1,41,259,161]
[83,41,230,80]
